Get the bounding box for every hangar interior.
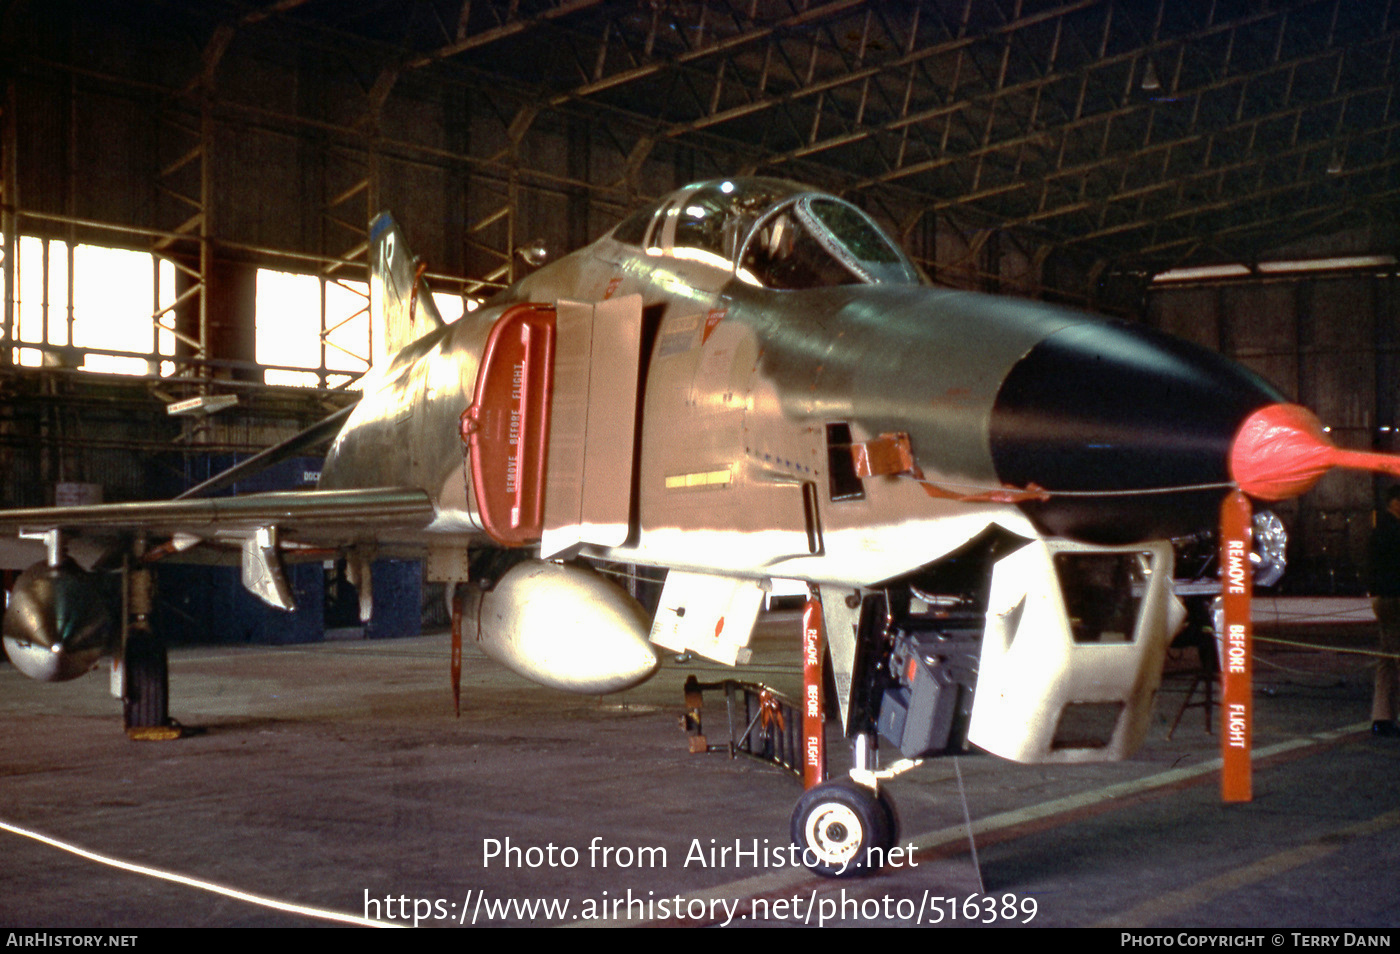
[2,0,1399,607]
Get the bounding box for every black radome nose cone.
[990,322,1284,543]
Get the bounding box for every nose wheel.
[791,779,896,878]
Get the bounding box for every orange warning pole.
[801,594,827,790]
[1220,489,1253,802]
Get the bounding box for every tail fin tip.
[369,212,444,365]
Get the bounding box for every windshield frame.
[609,179,922,291]
[734,194,922,288]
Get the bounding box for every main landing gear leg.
[790,591,897,878]
[120,547,180,741]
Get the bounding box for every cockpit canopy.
[609,178,923,290]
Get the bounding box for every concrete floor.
[1,600,1398,929]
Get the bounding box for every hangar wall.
[3,4,1119,317]
[1,4,1393,593]
[1149,268,1400,592]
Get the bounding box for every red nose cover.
[1230,403,1400,501]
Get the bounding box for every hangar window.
[0,234,470,387]
[255,270,333,388]
[1,233,177,374]
[254,268,468,389]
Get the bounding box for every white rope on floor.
[0,818,400,928]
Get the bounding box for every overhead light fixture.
[1256,254,1395,274]
[1327,151,1344,175]
[1150,263,1251,283]
[1140,60,1161,92]
[1152,254,1397,284]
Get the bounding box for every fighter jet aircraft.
[0,177,1386,876]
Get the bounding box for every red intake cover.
[461,304,556,546]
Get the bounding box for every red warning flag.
[1219,489,1253,802]
[801,596,826,791]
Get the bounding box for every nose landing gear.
[790,777,896,878]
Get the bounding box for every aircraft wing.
[0,488,437,600]
[0,487,435,540]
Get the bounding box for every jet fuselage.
[320,178,1282,589]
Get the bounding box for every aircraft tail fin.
[369,212,445,366]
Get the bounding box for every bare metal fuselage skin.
[321,238,1033,584]
[321,226,1277,586]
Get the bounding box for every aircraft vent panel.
[824,423,866,502]
[1050,701,1124,751]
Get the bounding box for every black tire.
[877,787,900,847]
[123,632,168,730]
[790,779,893,878]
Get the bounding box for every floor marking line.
[908,723,1368,854]
[583,721,1372,927]
[0,818,399,928]
[1094,806,1400,928]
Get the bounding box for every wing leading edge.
[0,487,435,541]
[0,488,437,611]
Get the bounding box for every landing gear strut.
[790,592,899,877]
[120,549,179,740]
